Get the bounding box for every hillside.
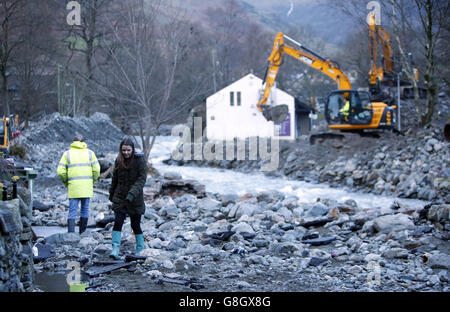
[175,0,356,46]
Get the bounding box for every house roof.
[209,73,294,99]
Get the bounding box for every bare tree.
[413,0,448,126]
[336,28,371,87]
[435,9,449,90]
[14,0,58,126]
[0,0,26,116]
[389,0,422,121]
[239,23,274,78]
[391,0,448,126]
[205,0,248,88]
[61,0,122,116]
[94,0,207,160]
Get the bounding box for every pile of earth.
[15,112,126,177]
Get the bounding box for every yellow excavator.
[258,32,398,141]
[368,13,425,102]
[0,115,20,154]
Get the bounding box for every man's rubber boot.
[109,231,121,260]
[135,234,144,256]
[68,219,75,233]
[79,217,88,234]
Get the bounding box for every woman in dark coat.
[109,137,147,259]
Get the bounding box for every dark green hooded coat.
[109,154,147,215]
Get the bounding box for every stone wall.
[0,197,34,292]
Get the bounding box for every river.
[147,136,427,211]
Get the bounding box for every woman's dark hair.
[117,136,135,168]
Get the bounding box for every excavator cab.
[326,90,373,126]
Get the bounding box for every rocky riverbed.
[12,112,449,292]
[30,172,449,292]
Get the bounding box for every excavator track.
[309,129,397,144]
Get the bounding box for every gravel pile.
[16,112,125,177]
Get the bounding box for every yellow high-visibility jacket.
[57,141,100,198]
[340,100,350,116]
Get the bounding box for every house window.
[237,92,241,106]
[230,92,234,106]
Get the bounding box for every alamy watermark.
[66,261,81,286]
[171,117,280,172]
[366,261,382,288]
[367,1,381,25]
[67,1,81,26]
[362,228,435,290]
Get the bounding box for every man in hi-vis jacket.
[57,134,100,234]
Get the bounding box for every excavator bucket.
[262,104,289,123]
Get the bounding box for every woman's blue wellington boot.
[109,231,122,259]
[135,234,144,256]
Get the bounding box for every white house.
[206,73,310,141]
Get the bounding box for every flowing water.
[148,136,427,210]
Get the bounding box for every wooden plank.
[85,262,132,277]
[155,277,190,286]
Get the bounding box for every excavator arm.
[257,32,352,123]
[368,13,393,91]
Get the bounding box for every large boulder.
[269,242,303,257]
[230,202,259,219]
[256,190,284,203]
[305,202,330,218]
[427,252,450,269]
[159,204,180,219]
[45,233,80,245]
[163,172,182,180]
[372,214,415,233]
[231,222,254,235]
[381,248,409,259]
[0,199,23,234]
[220,194,238,207]
[427,204,450,223]
[198,198,221,213]
[151,196,177,212]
